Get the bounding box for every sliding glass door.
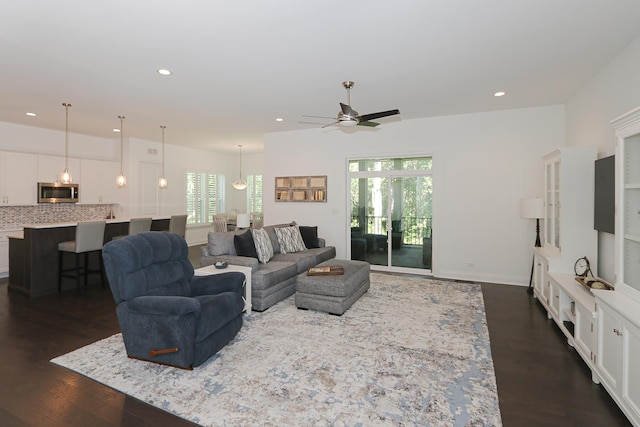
[349,157,432,273]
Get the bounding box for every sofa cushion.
[234,230,258,259]
[263,221,296,254]
[299,226,320,248]
[251,261,298,291]
[251,228,274,264]
[207,230,242,256]
[275,225,307,254]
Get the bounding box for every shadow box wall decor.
[275,175,327,202]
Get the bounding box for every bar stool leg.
[98,252,106,288]
[75,253,82,291]
[58,251,64,292]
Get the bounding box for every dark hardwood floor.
[0,271,631,426]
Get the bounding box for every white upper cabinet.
[37,155,81,185]
[79,159,121,204]
[0,152,37,205]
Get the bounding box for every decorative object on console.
[232,144,247,190]
[116,115,127,188]
[158,125,168,189]
[574,256,592,277]
[520,197,544,294]
[60,102,73,184]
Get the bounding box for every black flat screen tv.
[594,155,615,234]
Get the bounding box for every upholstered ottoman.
[295,260,370,315]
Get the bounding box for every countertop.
[21,217,170,229]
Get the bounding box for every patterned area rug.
[51,273,502,426]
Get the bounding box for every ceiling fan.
[301,81,400,128]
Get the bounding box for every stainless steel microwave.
[37,182,79,203]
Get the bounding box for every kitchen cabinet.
[79,159,121,204]
[0,152,37,205]
[37,155,78,184]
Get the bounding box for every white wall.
[565,34,640,283]
[264,105,564,285]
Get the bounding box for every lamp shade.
[236,213,250,229]
[520,197,544,219]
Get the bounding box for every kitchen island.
[8,218,170,298]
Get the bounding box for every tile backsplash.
[0,204,116,230]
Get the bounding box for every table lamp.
[520,197,544,294]
[236,213,250,229]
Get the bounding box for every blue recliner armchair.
[102,232,245,369]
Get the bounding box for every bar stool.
[58,220,106,292]
[112,217,152,240]
[169,214,188,238]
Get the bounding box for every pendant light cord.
[63,102,71,169]
[161,125,166,176]
[118,115,125,173]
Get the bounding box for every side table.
[194,264,252,314]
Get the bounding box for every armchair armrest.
[125,295,200,316]
[190,271,245,296]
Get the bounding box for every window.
[186,172,226,224]
[247,174,263,213]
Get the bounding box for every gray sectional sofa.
[200,222,336,311]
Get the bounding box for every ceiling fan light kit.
[301,81,400,129]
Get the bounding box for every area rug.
[51,273,502,426]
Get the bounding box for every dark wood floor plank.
[482,282,630,426]
[0,271,632,426]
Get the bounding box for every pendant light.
[116,115,127,188]
[158,125,168,189]
[60,102,73,184]
[233,144,248,190]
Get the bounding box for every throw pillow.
[208,231,239,256]
[251,228,274,264]
[299,226,320,248]
[234,230,258,259]
[275,225,307,254]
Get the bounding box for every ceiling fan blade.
[358,109,400,122]
[299,114,338,120]
[321,121,339,128]
[357,121,380,127]
[339,102,358,119]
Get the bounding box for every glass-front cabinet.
[544,157,561,253]
[613,107,640,300]
[541,148,596,271]
[623,136,640,292]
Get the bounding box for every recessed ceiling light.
[494,91,506,97]
[26,112,36,117]
[113,128,121,132]
[275,117,284,122]
[157,69,172,76]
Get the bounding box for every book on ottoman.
[307,266,344,276]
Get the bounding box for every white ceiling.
[2,1,640,154]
